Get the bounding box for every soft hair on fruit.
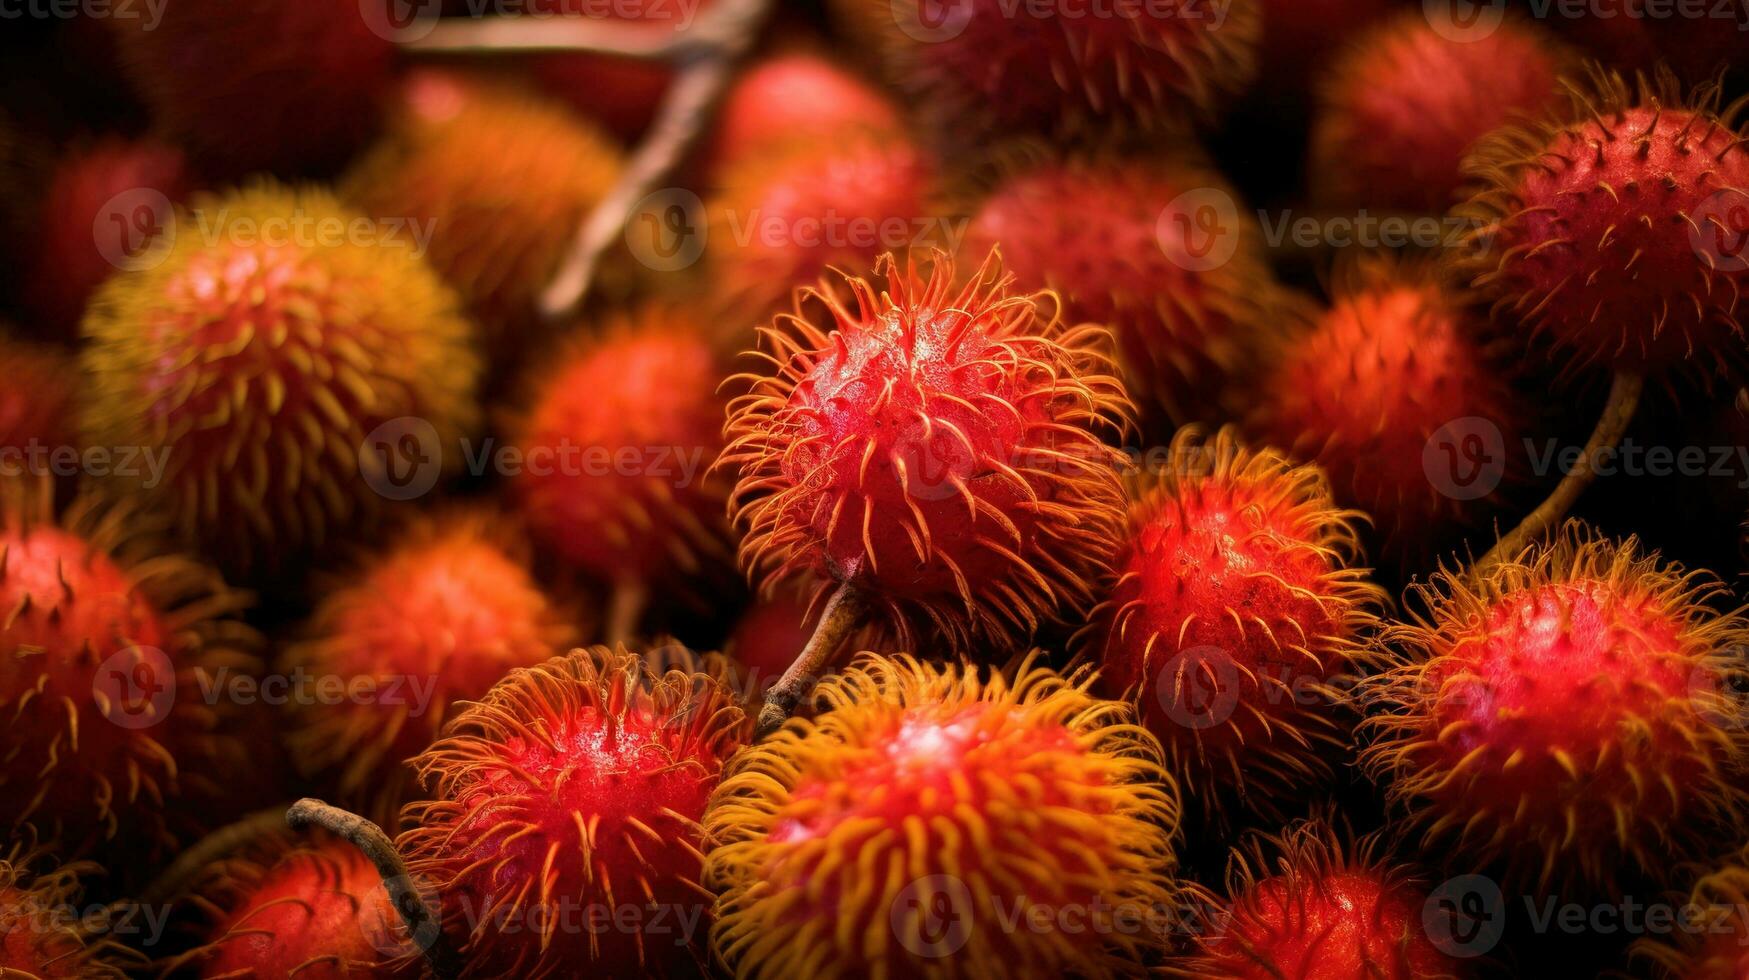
[706,652,1183,979]
[0,831,138,977]
[721,249,1134,652]
[1631,839,1749,977]
[1359,522,1749,893]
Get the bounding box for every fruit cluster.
[4,1,1749,977]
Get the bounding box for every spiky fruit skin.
[1085,428,1385,823]
[706,653,1183,979]
[280,510,575,804]
[962,158,1275,423]
[111,0,392,176]
[342,71,623,333]
[705,54,903,184]
[399,646,749,978]
[511,305,731,589]
[1360,525,1749,895]
[1632,841,1749,979]
[708,131,935,322]
[1455,70,1749,381]
[177,839,405,979]
[848,0,1258,136]
[0,838,134,977]
[1312,14,1569,212]
[1246,261,1524,545]
[0,483,257,853]
[722,251,1134,653]
[23,138,189,338]
[1169,818,1465,979]
[79,181,481,574]
[0,333,77,458]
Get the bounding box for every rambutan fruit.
[706,652,1183,979]
[167,835,410,978]
[724,587,820,695]
[0,331,77,461]
[0,479,258,853]
[1256,0,1395,91]
[721,249,1134,656]
[1311,13,1572,213]
[525,0,716,141]
[704,53,904,185]
[1454,67,1749,382]
[1083,427,1386,823]
[1168,815,1468,979]
[280,509,577,805]
[397,645,749,977]
[109,0,394,176]
[841,0,1259,137]
[78,181,481,574]
[342,70,623,335]
[1245,258,1526,548]
[1632,840,1749,978]
[509,303,732,635]
[1359,523,1749,895]
[22,136,190,338]
[0,834,137,977]
[961,155,1276,423]
[707,127,936,323]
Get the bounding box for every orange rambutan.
[0,833,138,977]
[0,479,258,854]
[1084,427,1386,823]
[78,181,481,574]
[1359,522,1749,895]
[397,645,749,977]
[279,508,577,806]
[706,652,1184,979]
[720,249,1134,654]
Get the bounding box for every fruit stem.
[402,18,689,60]
[1475,369,1644,571]
[755,581,867,739]
[605,579,649,646]
[286,798,461,980]
[135,805,289,906]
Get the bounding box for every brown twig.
[1475,369,1644,572]
[286,798,460,980]
[402,16,693,59]
[755,582,868,739]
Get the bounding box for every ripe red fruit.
[0,836,137,977]
[962,156,1277,423]
[1632,839,1749,977]
[511,304,732,593]
[704,53,903,184]
[398,646,749,976]
[526,0,715,141]
[721,250,1134,653]
[110,0,393,175]
[342,71,624,333]
[0,332,77,460]
[1360,523,1749,894]
[724,587,820,694]
[1455,69,1749,381]
[707,653,1184,979]
[281,509,577,804]
[1085,428,1386,822]
[844,0,1259,135]
[1246,259,1525,546]
[170,837,407,978]
[22,137,189,338]
[1171,816,1467,979]
[79,181,481,573]
[1256,0,1395,91]
[0,481,258,853]
[1311,13,1571,212]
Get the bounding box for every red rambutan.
[78,181,481,573]
[962,154,1277,423]
[704,53,904,184]
[110,0,394,176]
[0,834,137,977]
[1255,0,1395,91]
[1311,13,1572,213]
[721,249,1134,655]
[1168,815,1470,979]
[397,645,749,977]
[706,652,1184,979]
[1632,839,1749,978]
[526,0,716,141]
[1084,427,1386,822]
[1245,258,1526,547]
[280,509,577,805]
[724,587,821,695]
[0,480,258,853]
[1360,523,1749,894]
[1454,67,1749,381]
[342,70,623,334]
